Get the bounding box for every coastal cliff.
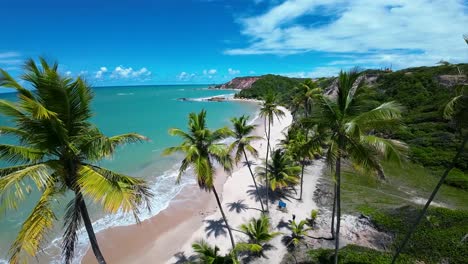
[213,76,260,89]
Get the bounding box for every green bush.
[308,245,414,264]
[360,206,468,264]
[445,168,468,190]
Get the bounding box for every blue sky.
[1,0,467,90]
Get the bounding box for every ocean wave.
[44,163,195,264]
[116,93,135,96]
[189,93,236,102]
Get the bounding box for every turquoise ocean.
[0,85,259,263]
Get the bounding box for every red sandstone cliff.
[214,76,260,89]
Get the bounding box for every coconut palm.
[192,240,238,264]
[310,69,407,264]
[283,219,311,250]
[229,115,265,212]
[284,127,323,200]
[236,215,280,256]
[256,149,301,193]
[391,85,467,264]
[0,58,152,264]
[291,79,322,119]
[164,110,235,249]
[259,93,285,211]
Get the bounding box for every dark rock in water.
[178,97,188,101]
[207,96,226,102]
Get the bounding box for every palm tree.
[283,127,323,200]
[291,79,321,119]
[259,93,285,211]
[391,85,467,264]
[0,58,152,264]
[311,69,407,264]
[192,240,238,264]
[236,215,280,256]
[256,149,301,193]
[229,115,265,212]
[164,110,236,249]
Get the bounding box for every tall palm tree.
[192,240,238,264]
[311,69,407,264]
[256,149,301,193]
[229,115,265,212]
[291,79,321,119]
[236,214,280,256]
[391,85,467,264]
[0,59,152,264]
[164,110,236,249]
[283,127,323,200]
[259,93,285,211]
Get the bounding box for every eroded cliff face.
[214,76,260,89]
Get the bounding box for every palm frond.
[0,163,51,213]
[8,183,57,264]
[0,144,45,163]
[61,195,83,264]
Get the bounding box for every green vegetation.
[164,110,236,249]
[236,215,280,256]
[192,240,238,264]
[308,245,414,264]
[258,93,285,211]
[229,115,265,211]
[235,74,302,102]
[0,58,152,264]
[256,149,301,191]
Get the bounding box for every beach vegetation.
[164,110,236,249]
[229,115,265,212]
[236,214,280,258]
[259,93,285,211]
[309,69,407,263]
[192,240,238,264]
[256,149,301,192]
[0,58,152,264]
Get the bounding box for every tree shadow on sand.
[246,184,296,206]
[238,244,276,263]
[204,218,227,238]
[172,251,197,264]
[227,199,262,213]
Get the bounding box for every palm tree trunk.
[243,149,265,212]
[333,137,343,264]
[79,197,107,264]
[299,159,305,200]
[330,182,336,239]
[265,119,271,212]
[391,136,467,264]
[212,186,236,250]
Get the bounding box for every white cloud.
[282,67,342,78]
[226,0,468,68]
[79,70,88,76]
[110,66,152,79]
[65,71,72,76]
[249,70,256,74]
[228,68,241,75]
[177,71,196,81]
[203,69,217,75]
[0,51,21,65]
[95,66,108,79]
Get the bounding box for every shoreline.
[82,100,266,263]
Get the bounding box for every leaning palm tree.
[259,93,285,211]
[236,215,280,257]
[256,149,301,193]
[391,85,467,263]
[229,115,265,212]
[0,58,152,264]
[310,69,407,264]
[164,110,236,249]
[192,240,238,264]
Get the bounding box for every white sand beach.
[83,106,328,264]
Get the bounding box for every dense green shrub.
[235,74,302,103]
[445,168,468,190]
[308,245,414,264]
[360,206,468,264]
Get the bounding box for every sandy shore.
[82,106,327,264]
